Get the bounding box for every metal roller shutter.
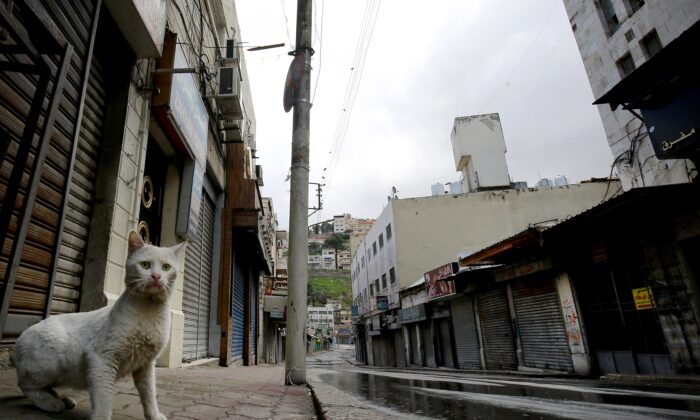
[249,274,258,359]
[394,330,406,367]
[232,261,245,359]
[1,0,104,341]
[438,318,454,368]
[421,322,436,368]
[512,277,573,371]
[451,296,481,369]
[182,194,215,362]
[478,288,517,370]
[409,326,420,365]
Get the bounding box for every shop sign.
[264,295,286,315]
[633,287,656,310]
[351,305,359,316]
[170,43,208,167]
[425,262,457,301]
[264,277,288,296]
[376,295,389,311]
[176,161,204,240]
[104,0,167,58]
[398,304,427,324]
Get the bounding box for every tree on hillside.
[324,233,349,269]
[320,222,333,233]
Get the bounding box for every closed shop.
[409,326,420,365]
[512,277,573,371]
[231,261,246,360]
[421,321,436,368]
[0,1,129,342]
[249,274,258,361]
[477,288,517,370]
[436,318,455,368]
[451,295,481,369]
[393,329,407,367]
[182,194,215,362]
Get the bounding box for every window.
[381,274,387,289]
[598,0,619,34]
[374,279,380,293]
[641,30,662,59]
[370,284,374,296]
[373,242,377,255]
[625,0,644,14]
[361,256,364,267]
[617,53,635,77]
[364,287,368,300]
[379,233,384,249]
[386,223,392,240]
[389,267,396,284]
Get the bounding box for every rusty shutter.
[477,288,517,370]
[451,295,481,369]
[1,0,103,342]
[512,277,573,371]
[393,329,406,367]
[421,321,436,368]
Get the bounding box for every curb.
[306,382,326,420]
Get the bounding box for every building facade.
[563,0,699,189]
[0,0,273,369]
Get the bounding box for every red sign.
[425,262,457,301]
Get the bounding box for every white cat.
[13,231,185,420]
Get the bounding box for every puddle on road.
[315,370,700,420]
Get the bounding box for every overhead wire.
[320,0,382,219]
[322,0,561,203]
[280,0,295,50]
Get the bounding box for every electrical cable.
[320,0,382,215]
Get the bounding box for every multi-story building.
[333,214,352,233]
[0,0,273,368]
[563,0,699,189]
[307,305,335,333]
[337,250,351,271]
[321,249,336,270]
[351,114,621,364]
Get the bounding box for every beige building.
[351,181,620,318]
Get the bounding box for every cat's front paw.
[146,413,167,420]
[62,396,76,410]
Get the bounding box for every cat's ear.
[128,231,146,255]
[171,240,187,260]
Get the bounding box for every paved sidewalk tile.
[0,364,317,419]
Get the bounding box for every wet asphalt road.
[307,346,700,419]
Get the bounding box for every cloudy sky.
[236,0,613,230]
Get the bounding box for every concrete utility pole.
[285,0,313,385]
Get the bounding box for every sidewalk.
[0,363,317,419]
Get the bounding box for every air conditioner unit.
[222,39,239,64]
[218,65,240,97]
[255,164,264,186]
[219,113,242,131]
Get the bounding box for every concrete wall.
[563,0,699,189]
[451,113,511,192]
[392,182,618,289]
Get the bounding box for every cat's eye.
[140,261,151,269]
[162,263,171,271]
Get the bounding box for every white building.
[563,0,698,189]
[334,214,351,233]
[307,305,335,332]
[451,113,511,193]
[321,248,336,270]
